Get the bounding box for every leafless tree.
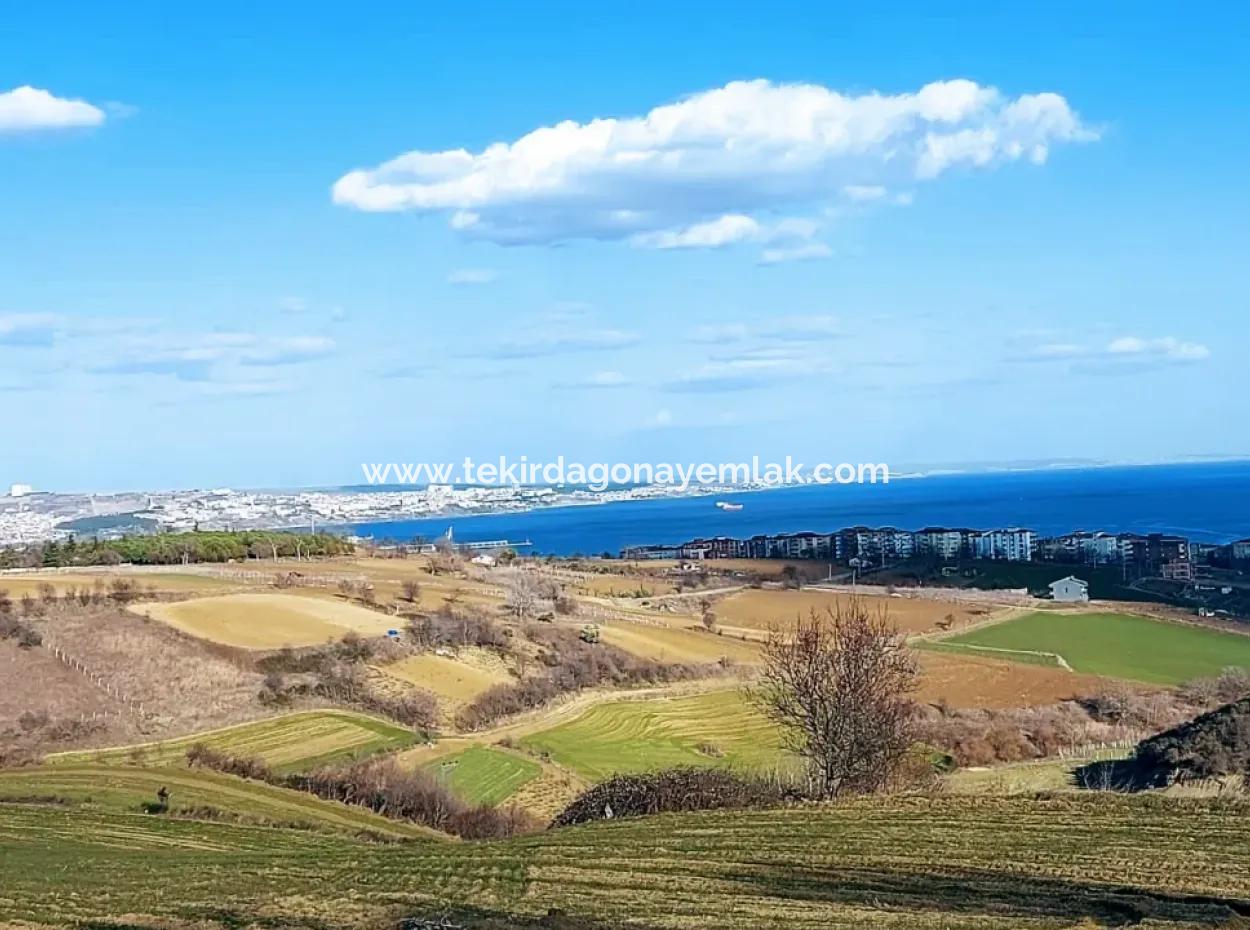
[699,596,716,632]
[401,579,422,604]
[503,570,544,621]
[753,600,918,798]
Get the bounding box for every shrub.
[552,767,789,827]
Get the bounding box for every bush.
[552,767,791,827]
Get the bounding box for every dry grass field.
[23,606,265,741]
[713,587,990,635]
[596,620,762,664]
[0,570,240,597]
[377,651,513,704]
[134,591,399,648]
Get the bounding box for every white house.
[1049,575,1090,603]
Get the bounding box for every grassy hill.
[520,690,785,780]
[2,794,1247,928]
[49,709,419,774]
[0,764,434,840]
[426,746,542,806]
[930,611,1250,684]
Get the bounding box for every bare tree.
[753,600,918,798]
[400,579,422,604]
[699,596,716,632]
[503,570,544,622]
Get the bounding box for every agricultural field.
[2,794,1248,928]
[50,710,419,774]
[915,650,1116,708]
[378,650,513,704]
[713,588,990,636]
[596,620,762,664]
[520,689,784,781]
[426,746,542,806]
[0,570,240,598]
[134,591,399,648]
[0,765,432,838]
[934,611,1250,684]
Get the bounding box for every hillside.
[2,795,1247,928]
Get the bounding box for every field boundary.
[928,641,1074,671]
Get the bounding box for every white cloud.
[0,313,61,347]
[487,328,639,359]
[447,267,499,285]
[563,370,632,389]
[690,315,840,343]
[93,333,336,380]
[759,242,833,265]
[1015,333,1211,369]
[631,214,761,249]
[0,86,107,133]
[664,344,832,393]
[333,78,1095,252]
[1106,336,1210,361]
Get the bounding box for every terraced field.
[135,591,398,648]
[426,746,542,806]
[520,689,785,781]
[2,795,1248,928]
[933,611,1250,684]
[0,765,432,838]
[50,710,418,773]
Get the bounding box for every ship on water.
[715,501,744,511]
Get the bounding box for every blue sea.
[345,461,1250,556]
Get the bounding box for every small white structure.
[471,553,497,567]
[1049,575,1090,603]
[7,483,33,498]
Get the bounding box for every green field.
[936,611,1250,684]
[50,710,419,774]
[2,794,1248,928]
[427,746,542,806]
[520,690,786,781]
[0,765,434,839]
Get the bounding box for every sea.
[343,461,1250,557]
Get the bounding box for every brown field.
[596,621,762,664]
[377,650,512,704]
[916,650,1119,709]
[712,587,989,635]
[133,592,398,648]
[0,571,239,598]
[18,606,266,748]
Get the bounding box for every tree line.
[0,530,353,569]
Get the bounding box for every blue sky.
[2,1,1248,492]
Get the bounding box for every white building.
[1049,575,1090,603]
[975,528,1036,562]
[7,483,33,498]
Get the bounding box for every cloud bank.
[333,78,1096,257]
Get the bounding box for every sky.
[2,1,1248,492]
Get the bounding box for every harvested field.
[596,621,761,664]
[50,710,418,774]
[915,651,1118,709]
[378,651,512,704]
[0,765,432,838]
[426,745,541,806]
[713,588,989,635]
[937,610,1250,684]
[134,592,397,648]
[520,689,783,781]
[3,794,1248,928]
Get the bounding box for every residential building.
[1049,575,1090,602]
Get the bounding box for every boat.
[715,501,744,511]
